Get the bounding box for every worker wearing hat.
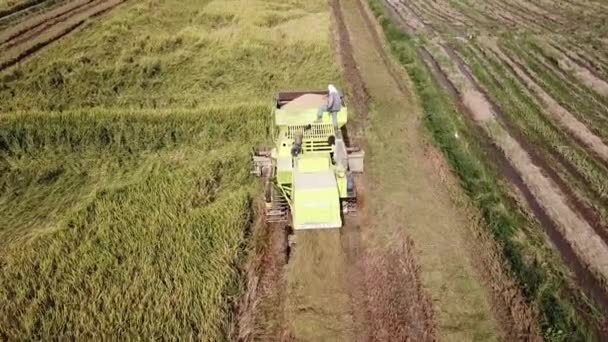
[316,84,342,128]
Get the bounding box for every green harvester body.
[251,91,364,230]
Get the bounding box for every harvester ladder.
[265,185,289,223]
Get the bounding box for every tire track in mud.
[0,0,50,20]
[234,219,290,342]
[458,42,608,231]
[442,42,608,308]
[421,41,608,336]
[332,0,438,340]
[0,0,125,73]
[343,0,544,339]
[384,0,608,332]
[0,0,95,48]
[331,2,372,339]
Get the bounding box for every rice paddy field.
[369,0,608,339]
[4,0,608,340]
[0,0,339,339]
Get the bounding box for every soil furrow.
[545,43,608,98]
[439,0,494,32]
[420,44,608,324]
[381,0,608,337]
[549,40,608,84]
[485,40,608,164]
[353,0,545,339]
[0,0,92,45]
[407,0,464,31]
[0,0,48,19]
[462,41,608,243]
[0,0,64,29]
[395,0,433,33]
[445,44,608,242]
[482,0,544,32]
[0,0,97,49]
[437,41,608,297]
[380,8,545,340]
[517,40,608,139]
[499,0,561,32]
[389,0,608,294]
[384,0,427,33]
[0,0,125,73]
[418,0,466,27]
[419,45,599,338]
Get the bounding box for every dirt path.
[331,0,528,340]
[285,230,357,341]
[0,0,125,72]
[238,0,538,340]
[235,220,290,341]
[0,0,49,19]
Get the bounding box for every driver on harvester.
[316,84,342,128]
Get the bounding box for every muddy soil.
[236,0,550,340]
[234,220,290,342]
[0,0,94,46]
[332,0,533,340]
[483,40,608,164]
[0,0,125,72]
[386,0,608,336]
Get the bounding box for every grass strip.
[366,0,596,339]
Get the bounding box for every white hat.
[328,84,338,94]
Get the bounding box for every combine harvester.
[252,91,364,231]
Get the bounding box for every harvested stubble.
[365,0,600,339]
[0,105,270,339]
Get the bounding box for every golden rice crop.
[0,105,271,339]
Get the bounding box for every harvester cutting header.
[251,87,364,230]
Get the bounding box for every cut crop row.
[366,0,599,338]
[0,0,47,18]
[546,38,608,92]
[457,41,608,229]
[528,39,608,111]
[0,0,67,30]
[504,39,608,146]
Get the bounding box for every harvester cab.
[251,91,364,230]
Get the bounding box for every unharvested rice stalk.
[0,105,270,339]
